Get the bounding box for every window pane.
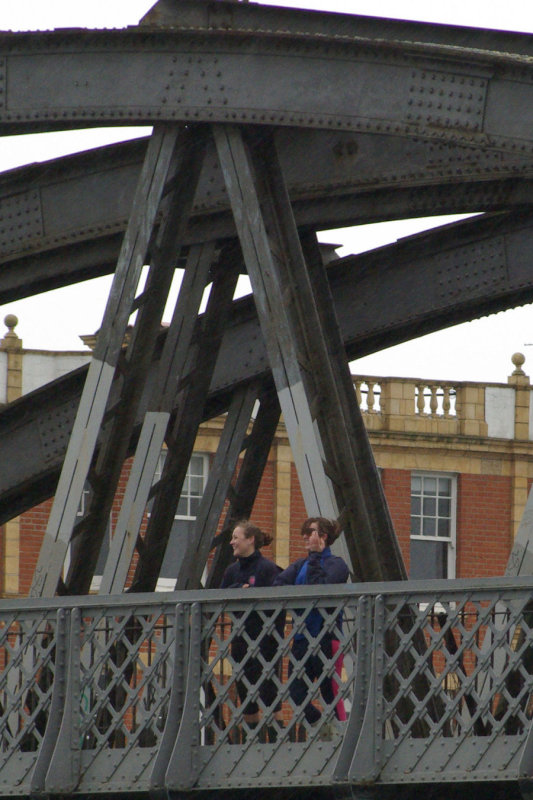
[423,517,436,537]
[411,496,421,515]
[438,518,450,538]
[410,539,448,579]
[438,477,451,495]
[411,476,422,493]
[189,496,201,517]
[438,497,451,517]
[410,516,421,536]
[424,477,437,493]
[423,497,436,516]
[176,497,187,516]
[189,475,204,496]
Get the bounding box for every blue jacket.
[273,548,348,637]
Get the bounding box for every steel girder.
[3,207,533,529]
[2,19,533,156]
[1,133,533,302]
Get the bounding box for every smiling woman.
[221,520,284,740]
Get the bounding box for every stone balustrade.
[353,353,533,440]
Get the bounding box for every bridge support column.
[30,124,208,597]
[214,124,405,581]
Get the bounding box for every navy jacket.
[273,550,349,587]
[221,550,282,641]
[221,549,281,589]
[273,549,348,637]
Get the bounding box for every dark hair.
[233,520,273,549]
[300,517,341,547]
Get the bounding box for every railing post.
[165,603,202,791]
[334,595,372,780]
[348,595,385,782]
[45,608,82,794]
[30,608,70,795]
[150,604,187,793]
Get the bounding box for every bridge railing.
[2,578,533,795]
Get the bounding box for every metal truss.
[0,0,529,595]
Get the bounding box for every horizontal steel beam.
[1,23,533,158]
[1,133,533,301]
[141,0,533,59]
[2,208,533,524]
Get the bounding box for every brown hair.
[233,520,273,550]
[300,517,341,547]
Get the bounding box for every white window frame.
[410,471,457,580]
[153,451,209,520]
[154,451,209,592]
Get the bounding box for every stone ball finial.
[512,351,526,375]
[4,314,18,332]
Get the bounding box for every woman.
[221,520,284,740]
[273,517,349,734]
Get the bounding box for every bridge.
[2,0,533,796]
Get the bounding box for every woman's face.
[302,521,327,552]
[230,526,255,558]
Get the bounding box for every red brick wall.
[456,473,512,578]
[381,468,411,572]
[10,459,516,596]
[19,498,52,595]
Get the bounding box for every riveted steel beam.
[2,24,533,157]
[141,0,533,60]
[2,132,533,303]
[30,124,207,598]
[99,242,216,595]
[206,380,281,590]
[215,124,405,581]
[128,250,240,594]
[5,208,533,531]
[175,380,260,591]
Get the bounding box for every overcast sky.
[1,1,533,384]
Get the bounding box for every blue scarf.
[294,548,332,638]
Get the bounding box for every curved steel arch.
[1,20,533,155]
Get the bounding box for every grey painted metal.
[98,242,215,595]
[164,602,202,791]
[334,594,372,780]
[65,126,207,597]
[214,125,336,526]
[3,133,533,302]
[44,607,82,794]
[4,578,533,795]
[129,253,239,593]
[149,603,187,793]
[2,21,533,161]
[139,0,533,59]
[29,607,69,794]
[206,381,281,589]
[175,381,259,590]
[29,126,185,598]
[215,124,404,581]
[3,206,533,530]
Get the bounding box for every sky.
[1,1,533,384]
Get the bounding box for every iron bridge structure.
[2,0,533,797]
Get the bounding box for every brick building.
[1,314,532,597]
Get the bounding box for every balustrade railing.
[2,579,533,795]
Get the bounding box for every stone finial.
[511,352,526,376]
[0,314,21,350]
[4,314,18,334]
